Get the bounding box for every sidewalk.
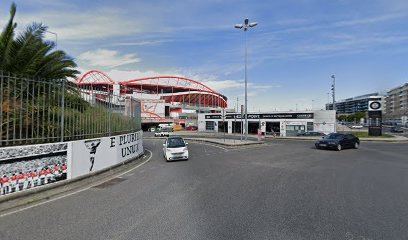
[264,135,408,142]
[168,131,408,143]
[183,137,262,147]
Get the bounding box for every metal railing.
[0,72,141,146]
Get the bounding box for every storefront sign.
[205,115,222,119]
[206,113,314,120]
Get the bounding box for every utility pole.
[234,97,238,143]
[331,75,337,132]
[222,108,226,142]
[331,75,336,111]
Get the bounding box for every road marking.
[0,149,153,218]
[190,141,228,150]
[145,138,229,150]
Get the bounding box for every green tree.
[337,115,348,122]
[0,3,79,79]
[354,112,366,121]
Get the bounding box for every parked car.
[390,127,404,133]
[296,131,326,137]
[185,126,198,131]
[159,127,173,132]
[154,130,170,137]
[350,125,363,129]
[315,133,360,151]
[163,137,189,161]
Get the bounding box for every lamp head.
[234,24,243,29]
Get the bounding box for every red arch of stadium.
[76,70,228,108]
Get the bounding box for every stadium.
[76,70,228,130]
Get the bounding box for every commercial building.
[198,110,336,136]
[76,70,228,129]
[384,83,408,126]
[326,93,383,115]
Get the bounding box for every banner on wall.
[70,131,143,179]
[0,143,68,196]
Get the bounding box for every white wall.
[313,110,336,134]
[141,100,165,119]
[69,131,143,179]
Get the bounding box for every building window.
[206,121,215,131]
[307,122,314,131]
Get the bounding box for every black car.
[315,133,360,151]
[390,127,404,133]
[297,131,326,137]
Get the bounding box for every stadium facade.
[76,70,228,129]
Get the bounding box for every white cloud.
[334,12,407,27]
[78,49,141,68]
[112,39,173,46]
[11,8,145,41]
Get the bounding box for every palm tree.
[0,3,85,145]
[0,2,79,80]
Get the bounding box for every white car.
[350,125,363,129]
[163,137,189,161]
[154,130,170,137]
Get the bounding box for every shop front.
[198,110,336,136]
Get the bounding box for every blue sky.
[1,0,408,111]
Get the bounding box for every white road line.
[190,141,228,150]
[145,137,229,150]
[0,149,153,218]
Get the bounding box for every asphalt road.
[1,139,408,240]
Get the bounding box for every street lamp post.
[331,75,337,132]
[235,18,257,141]
[331,75,336,112]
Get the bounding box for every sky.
[1,0,408,111]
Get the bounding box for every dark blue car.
[315,133,360,151]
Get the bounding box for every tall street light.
[331,75,336,112]
[331,74,337,132]
[235,18,257,141]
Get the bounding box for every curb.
[183,138,263,147]
[146,135,408,143]
[269,137,408,143]
[0,151,148,213]
[144,137,263,147]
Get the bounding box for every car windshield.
[323,134,343,139]
[167,138,185,148]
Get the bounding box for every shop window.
[307,122,314,131]
[206,121,215,131]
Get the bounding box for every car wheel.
[354,142,359,149]
[337,144,342,151]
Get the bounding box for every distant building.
[325,93,383,115]
[384,83,408,126]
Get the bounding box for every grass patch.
[352,132,394,138]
